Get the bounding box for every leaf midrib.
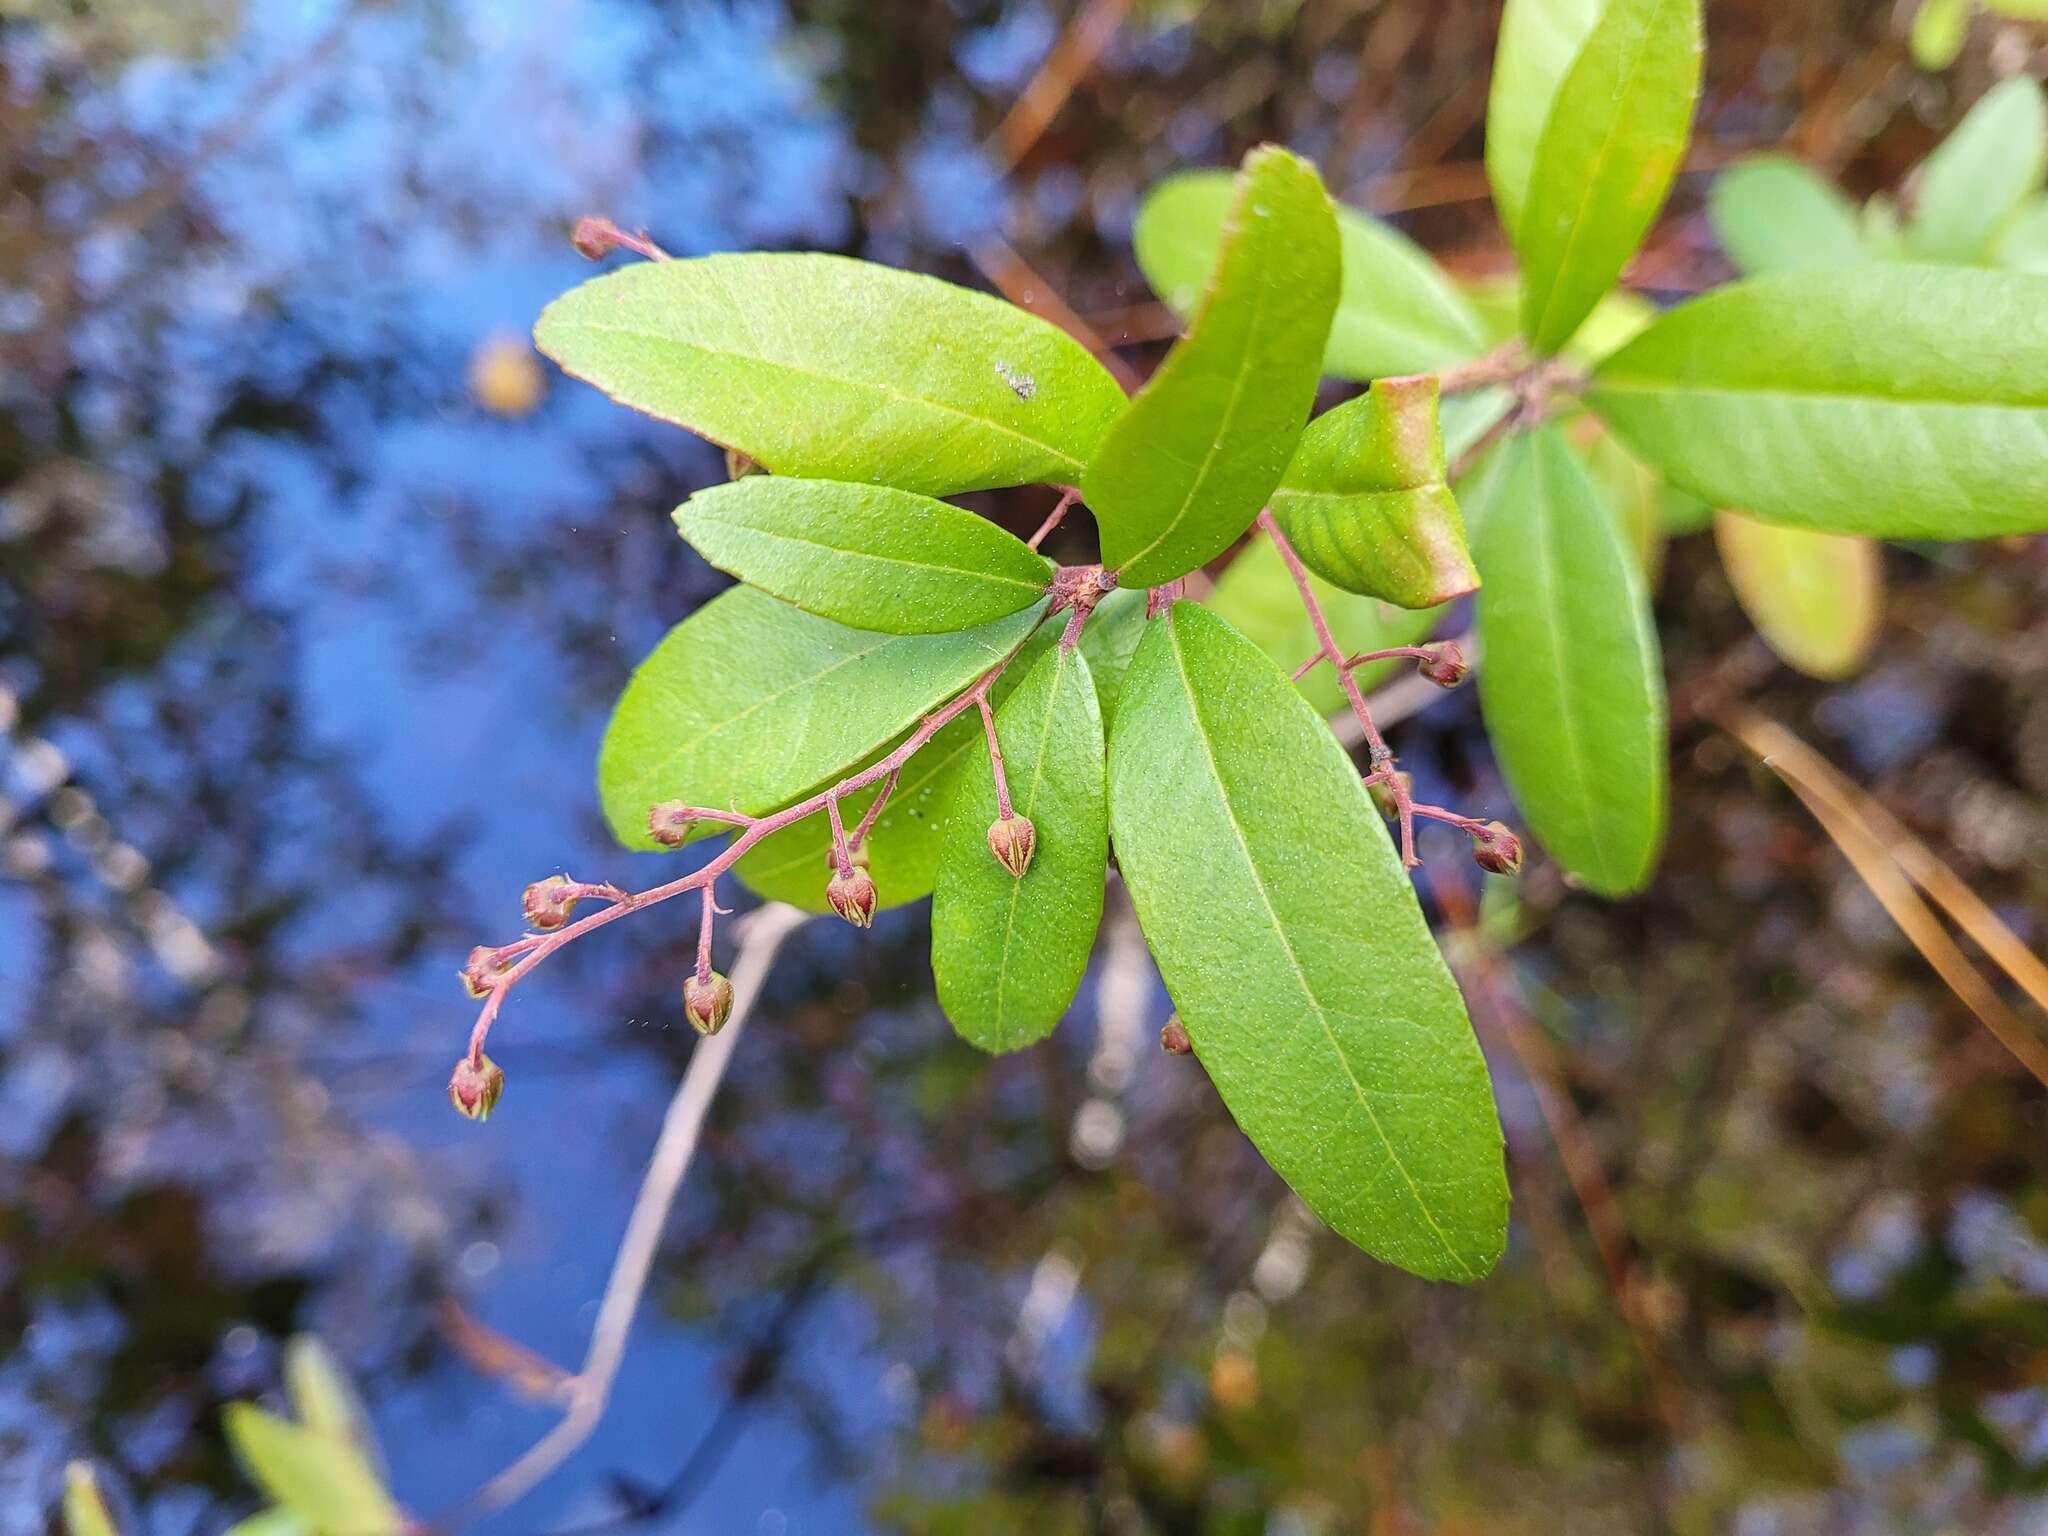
[1164,616,1471,1278]
[690,510,1050,596]
[1591,378,2048,413]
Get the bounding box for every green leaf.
[1271,376,1478,609]
[931,646,1107,1050]
[1075,586,1150,728]
[1517,0,1703,352]
[1136,171,1488,378]
[1588,266,2048,538]
[1087,146,1341,585]
[599,588,1043,850]
[1714,511,1883,680]
[1908,76,2048,263]
[1994,196,2048,273]
[64,1465,118,1536]
[1909,0,1970,71]
[1472,428,1666,896]
[223,1405,399,1536]
[535,253,1126,496]
[1204,537,1440,716]
[1487,0,1606,243]
[283,1340,371,1459]
[1576,423,1668,584]
[1708,157,1870,274]
[676,478,1052,635]
[1108,602,1507,1279]
[732,628,1057,913]
[223,1512,308,1536]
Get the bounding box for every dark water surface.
[6,3,2048,1533]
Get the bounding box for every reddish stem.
[1029,487,1079,551]
[695,885,716,984]
[848,767,898,851]
[977,696,1016,820]
[826,794,854,878]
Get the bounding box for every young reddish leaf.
[599,588,1044,850]
[1087,146,1340,586]
[677,477,1053,635]
[1108,601,1507,1280]
[1472,428,1667,897]
[1714,511,1883,681]
[1270,376,1479,610]
[535,253,1126,496]
[931,645,1107,1051]
[1134,171,1489,378]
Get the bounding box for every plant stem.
[977,695,1016,819]
[1434,341,1527,396]
[1029,487,1080,550]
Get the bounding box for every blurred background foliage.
[3,0,2047,1532]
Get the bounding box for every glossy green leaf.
[676,478,1052,635]
[1907,76,2048,263]
[1714,511,1883,680]
[64,1465,117,1536]
[223,1405,399,1536]
[599,588,1043,850]
[1473,428,1666,896]
[1136,172,1488,378]
[1909,0,1969,71]
[1708,157,1869,275]
[1487,0,1606,243]
[1204,537,1440,716]
[1588,266,2048,538]
[1271,377,1477,609]
[932,646,1107,1051]
[1108,602,1506,1279]
[732,628,1056,913]
[535,253,1126,496]
[1517,0,1703,353]
[1075,586,1150,728]
[1087,146,1341,585]
[1576,423,1668,585]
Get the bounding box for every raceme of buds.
[522,875,580,930]
[648,801,698,848]
[1417,641,1470,689]
[826,867,878,928]
[460,945,514,999]
[1161,1015,1193,1055]
[448,1054,506,1122]
[1367,770,1413,822]
[986,814,1037,878]
[1472,820,1525,876]
[684,971,735,1036]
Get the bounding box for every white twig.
[440,901,812,1528]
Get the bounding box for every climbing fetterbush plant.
[448,0,2048,1286]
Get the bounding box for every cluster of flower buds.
[1471,820,1524,876]
[986,814,1037,878]
[683,971,735,1036]
[1367,769,1413,822]
[460,945,516,999]
[448,1053,506,1122]
[1416,641,1470,690]
[648,801,698,848]
[522,875,581,931]
[1160,1015,1193,1055]
[827,866,878,928]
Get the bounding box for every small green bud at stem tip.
[448,1054,506,1121]
[986,814,1037,878]
[684,971,735,1036]
[826,867,878,928]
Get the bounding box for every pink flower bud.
[460,945,514,999]
[522,875,580,931]
[571,216,628,261]
[648,801,698,848]
[448,1054,506,1122]
[1160,1015,1193,1055]
[986,814,1036,878]
[1367,770,1413,822]
[826,867,878,928]
[1417,641,1470,689]
[683,971,735,1036]
[1472,820,1524,876]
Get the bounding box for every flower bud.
[1160,1015,1193,1055]
[1367,770,1413,822]
[826,867,878,928]
[1417,641,1470,689]
[683,971,735,1036]
[460,945,513,999]
[648,801,698,848]
[1472,820,1524,876]
[522,875,579,931]
[986,814,1036,878]
[571,215,627,261]
[448,1054,506,1122]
